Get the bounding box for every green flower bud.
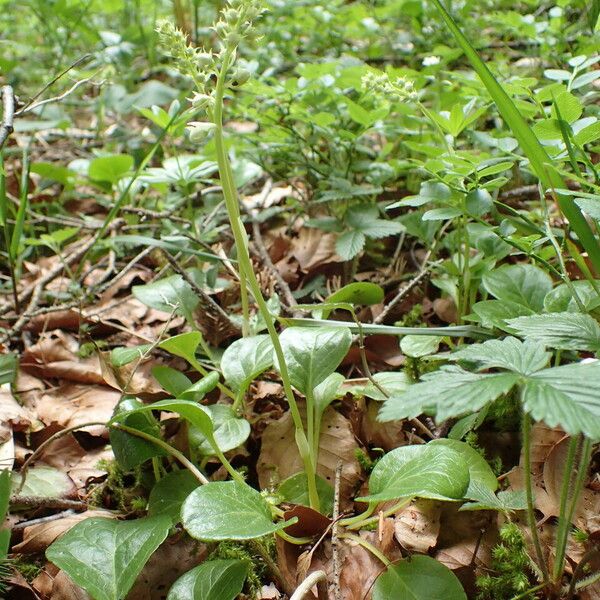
[223,8,238,23]
[228,67,250,87]
[187,121,216,142]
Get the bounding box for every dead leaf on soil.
[13,510,115,554]
[394,499,442,553]
[50,569,92,600]
[257,407,363,509]
[291,228,342,272]
[21,331,104,384]
[36,384,121,436]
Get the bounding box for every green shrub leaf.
[221,335,273,393]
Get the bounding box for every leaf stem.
[521,412,549,584]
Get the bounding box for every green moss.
[476,522,534,600]
[210,540,265,595]
[88,459,146,514]
[12,556,43,582]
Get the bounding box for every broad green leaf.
[575,197,600,221]
[470,299,534,329]
[508,313,600,352]
[326,282,384,307]
[359,372,411,401]
[110,398,166,470]
[358,444,470,502]
[450,337,550,376]
[111,345,153,368]
[111,399,220,456]
[0,353,17,385]
[89,154,133,184]
[152,366,193,397]
[189,405,251,456]
[221,335,273,393]
[148,470,200,523]
[379,366,518,422]
[180,372,220,400]
[167,559,248,600]
[460,482,527,512]
[47,516,171,600]
[133,276,199,323]
[278,473,334,515]
[313,372,344,420]
[522,361,600,438]
[400,335,443,358]
[373,556,467,600]
[429,439,497,496]
[11,466,73,499]
[158,332,203,364]
[278,327,352,395]
[482,264,552,312]
[182,481,291,541]
[430,0,600,274]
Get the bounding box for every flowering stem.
[211,47,320,511]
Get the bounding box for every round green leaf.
[189,404,251,456]
[277,327,351,395]
[373,556,467,600]
[182,481,292,541]
[148,470,200,523]
[46,516,171,600]
[429,439,498,496]
[167,559,248,600]
[221,335,273,393]
[359,444,470,502]
[89,154,133,184]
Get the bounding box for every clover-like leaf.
[507,312,600,352]
[379,366,518,422]
[522,361,600,438]
[450,337,550,375]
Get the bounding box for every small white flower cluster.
[361,71,418,102]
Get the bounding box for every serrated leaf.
[373,556,467,600]
[482,264,552,312]
[460,481,527,512]
[46,516,171,600]
[508,313,600,352]
[450,337,550,375]
[400,335,443,358]
[470,299,534,329]
[336,230,366,260]
[182,481,291,541]
[167,559,248,600]
[522,361,600,438]
[221,335,273,393]
[575,197,600,221]
[544,280,600,313]
[359,372,411,401]
[277,327,351,395]
[379,366,518,422]
[359,444,470,503]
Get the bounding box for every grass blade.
[431,0,600,275]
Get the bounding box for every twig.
[330,461,343,600]
[17,54,92,114]
[15,75,103,116]
[374,262,440,325]
[12,510,80,531]
[161,249,240,337]
[0,85,15,150]
[9,496,87,511]
[16,422,107,495]
[290,570,327,600]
